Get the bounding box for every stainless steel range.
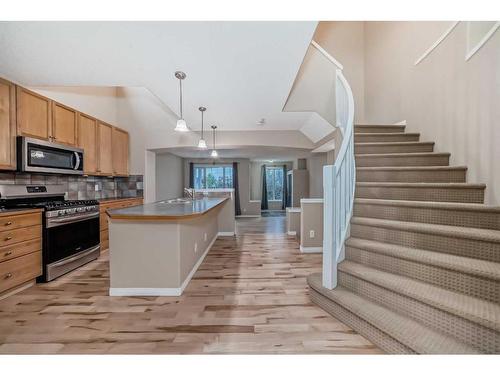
[0,185,100,282]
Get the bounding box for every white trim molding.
[300,245,323,253]
[414,22,459,65]
[465,21,500,61]
[110,233,219,297]
[287,231,297,236]
[236,215,261,218]
[218,231,235,236]
[300,198,324,204]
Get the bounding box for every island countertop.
[106,197,228,221]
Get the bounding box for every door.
[97,121,113,175]
[0,78,16,169]
[16,87,52,140]
[112,127,129,176]
[52,102,77,146]
[78,113,98,175]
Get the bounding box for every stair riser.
[356,169,467,183]
[353,204,500,230]
[346,246,500,303]
[309,289,413,354]
[356,154,449,167]
[354,134,420,143]
[338,271,499,353]
[354,126,405,134]
[350,223,500,262]
[355,143,433,154]
[355,185,485,203]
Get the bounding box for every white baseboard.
[299,245,323,253]
[236,215,261,218]
[287,231,296,236]
[109,233,219,297]
[218,231,235,236]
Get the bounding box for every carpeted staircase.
[307,124,500,354]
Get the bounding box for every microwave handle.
[73,152,81,170]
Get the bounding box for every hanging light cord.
[179,78,183,119]
[212,126,216,150]
[201,110,204,138]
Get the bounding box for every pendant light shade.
[174,71,189,132]
[211,125,218,158]
[197,107,207,149]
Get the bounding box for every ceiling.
[0,21,317,131]
[158,145,313,161]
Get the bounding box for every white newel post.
[322,165,336,289]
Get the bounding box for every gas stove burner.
[45,199,100,211]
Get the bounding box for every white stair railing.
[321,64,356,289]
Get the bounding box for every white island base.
[108,197,234,296]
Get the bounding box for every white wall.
[364,21,500,205]
[155,152,184,201]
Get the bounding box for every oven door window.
[28,143,75,170]
[45,217,100,264]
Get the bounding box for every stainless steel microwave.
[17,137,84,175]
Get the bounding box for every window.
[194,165,233,189]
[266,167,284,201]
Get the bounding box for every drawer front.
[0,213,41,233]
[1,225,41,247]
[0,251,42,293]
[0,238,41,263]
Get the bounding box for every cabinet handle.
[4,273,12,279]
[4,221,12,226]
[4,236,12,241]
[4,251,12,256]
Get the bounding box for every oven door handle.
[47,211,99,227]
[73,151,81,170]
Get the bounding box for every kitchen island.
[106,195,235,296]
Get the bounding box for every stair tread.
[308,273,479,354]
[355,141,434,146]
[355,124,405,128]
[354,198,500,212]
[356,152,450,158]
[346,237,500,281]
[354,132,420,137]
[357,165,467,171]
[356,182,486,188]
[338,261,500,331]
[351,216,500,243]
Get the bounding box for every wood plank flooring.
[0,216,382,354]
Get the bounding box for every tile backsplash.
[0,172,143,200]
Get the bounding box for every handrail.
[310,40,344,70]
[320,52,356,289]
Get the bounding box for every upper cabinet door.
[77,113,98,175]
[52,102,77,146]
[0,78,16,170]
[16,87,52,140]
[112,127,129,176]
[97,121,113,176]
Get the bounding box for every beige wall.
[314,21,365,123]
[155,152,184,201]
[300,200,323,250]
[286,208,301,236]
[364,21,500,205]
[307,153,328,198]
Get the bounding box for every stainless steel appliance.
[0,185,100,282]
[17,136,84,175]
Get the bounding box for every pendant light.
[197,107,207,149]
[174,71,189,132]
[210,125,218,158]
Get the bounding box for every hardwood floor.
[0,216,382,354]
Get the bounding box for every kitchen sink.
[164,198,192,204]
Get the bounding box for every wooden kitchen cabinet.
[112,127,129,176]
[0,78,16,170]
[16,86,52,140]
[52,101,78,146]
[97,121,113,175]
[77,113,98,175]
